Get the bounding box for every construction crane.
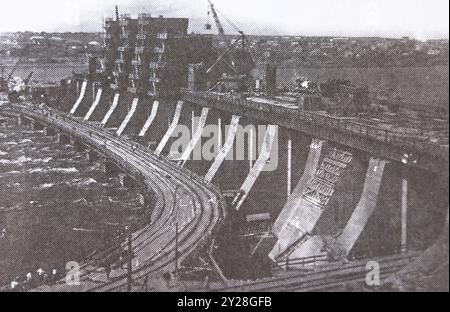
[6,44,30,82]
[0,44,30,93]
[23,71,34,87]
[205,0,238,74]
[204,0,254,77]
[207,0,226,44]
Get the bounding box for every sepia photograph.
[0,0,448,296]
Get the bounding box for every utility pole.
[175,222,179,278]
[126,225,133,292]
[173,185,181,278]
[0,63,5,92]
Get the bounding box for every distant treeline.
[1,31,103,45]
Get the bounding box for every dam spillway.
[48,79,449,274]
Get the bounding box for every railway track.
[1,103,226,292]
[212,252,419,292]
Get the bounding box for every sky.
[0,0,448,39]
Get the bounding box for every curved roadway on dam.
[1,102,226,292]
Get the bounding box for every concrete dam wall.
[57,80,449,269]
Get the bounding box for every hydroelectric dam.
[0,6,448,292]
[1,75,447,291]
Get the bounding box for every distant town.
[0,31,448,68]
[0,32,103,64]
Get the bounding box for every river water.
[0,115,145,286]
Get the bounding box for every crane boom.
[206,36,242,74]
[7,44,30,81]
[24,72,34,86]
[208,0,226,42]
[115,5,120,22]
